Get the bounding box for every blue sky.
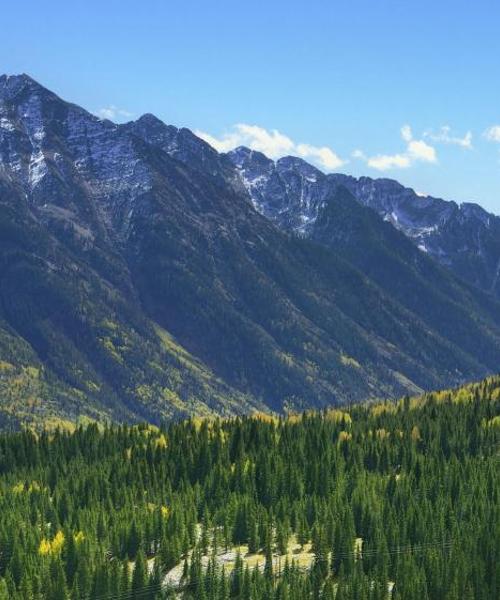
[3,0,500,212]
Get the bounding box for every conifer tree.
[132,550,147,598]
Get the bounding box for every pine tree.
[63,530,78,587]
[131,550,147,598]
[128,520,143,559]
[120,559,130,596]
[276,518,290,556]
[49,558,69,600]
[264,527,274,581]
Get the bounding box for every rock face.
[2,74,500,428]
[227,147,500,297]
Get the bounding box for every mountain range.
[228,147,500,298]
[1,74,500,428]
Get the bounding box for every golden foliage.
[340,353,361,369]
[375,428,390,439]
[39,530,65,556]
[338,431,352,443]
[370,402,397,417]
[285,413,303,424]
[100,336,123,363]
[324,409,352,425]
[155,434,168,449]
[74,531,85,544]
[251,412,278,424]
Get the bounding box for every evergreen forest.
[0,377,499,599]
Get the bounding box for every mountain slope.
[226,149,500,374]
[228,147,500,297]
[332,174,500,295]
[2,74,500,426]
[0,177,258,427]
[0,76,260,426]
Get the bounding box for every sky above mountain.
[3,0,500,213]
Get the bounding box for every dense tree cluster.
[0,377,499,598]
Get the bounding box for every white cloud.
[351,149,367,160]
[97,105,134,121]
[359,125,437,172]
[401,124,413,142]
[194,130,244,153]
[368,154,410,170]
[296,143,344,170]
[484,125,500,142]
[407,139,437,162]
[424,126,472,149]
[195,124,345,171]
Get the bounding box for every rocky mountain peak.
[0,73,44,101]
[134,112,164,127]
[126,113,179,152]
[276,155,324,181]
[459,202,491,225]
[125,115,240,185]
[227,146,274,170]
